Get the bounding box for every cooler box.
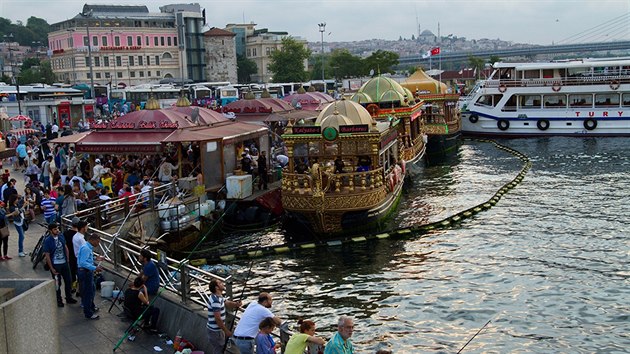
[226,175,252,199]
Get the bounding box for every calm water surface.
[216,137,629,353]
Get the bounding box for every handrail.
[484,75,630,89]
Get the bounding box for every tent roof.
[401,69,448,94]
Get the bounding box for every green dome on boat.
[351,76,410,106]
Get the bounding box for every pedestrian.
[124,276,160,333]
[323,316,355,354]
[255,317,281,354]
[285,319,326,354]
[232,292,282,354]
[206,279,242,354]
[6,194,26,257]
[139,249,160,296]
[77,233,103,319]
[41,155,53,189]
[40,189,57,224]
[42,223,78,307]
[64,217,81,293]
[60,184,77,218]
[240,153,252,174]
[15,140,27,171]
[0,202,11,260]
[257,151,268,190]
[72,220,89,297]
[2,178,17,204]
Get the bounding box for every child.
[40,189,57,225]
[256,317,281,354]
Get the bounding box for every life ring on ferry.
[498,84,507,93]
[610,80,620,90]
[583,119,597,131]
[497,119,510,131]
[552,83,562,92]
[469,114,479,123]
[536,119,550,131]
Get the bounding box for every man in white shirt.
[72,221,88,258]
[232,292,281,354]
[92,159,106,182]
[51,122,59,137]
[158,160,178,183]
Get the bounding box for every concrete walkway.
[0,169,174,353]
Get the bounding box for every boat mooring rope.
[205,139,531,264]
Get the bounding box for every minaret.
[438,22,441,43]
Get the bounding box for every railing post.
[179,260,189,304]
[113,237,121,269]
[149,187,156,209]
[95,205,102,229]
[225,277,233,299]
[123,197,129,216]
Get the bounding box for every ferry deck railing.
[62,182,233,307]
[282,167,385,195]
[484,73,630,89]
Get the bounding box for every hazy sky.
[1,0,629,45]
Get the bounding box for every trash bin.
[275,166,283,180]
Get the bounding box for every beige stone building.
[203,27,237,84]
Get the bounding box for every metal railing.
[62,182,234,307]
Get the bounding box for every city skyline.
[1,0,629,46]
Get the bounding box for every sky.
[1,0,629,45]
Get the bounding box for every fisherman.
[232,292,281,354]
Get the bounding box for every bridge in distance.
[398,41,630,66]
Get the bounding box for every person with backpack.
[42,223,78,307]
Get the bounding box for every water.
[219,138,630,353]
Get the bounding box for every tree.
[363,50,399,76]
[488,55,502,65]
[21,57,40,71]
[468,55,486,79]
[237,54,257,83]
[268,37,311,83]
[18,60,55,85]
[327,49,364,78]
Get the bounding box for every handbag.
[0,226,9,238]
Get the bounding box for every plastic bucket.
[112,289,123,300]
[101,281,115,298]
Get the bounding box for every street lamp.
[66,29,76,84]
[80,10,95,99]
[318,22,326,86]
[3,33,22,115]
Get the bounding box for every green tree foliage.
[0,16,50,46]
[363,50,399,76]
[328,49,364,79]
[18,61,55,85]
[21,57,40,71]
[237,54,257,83]
[468,55,486,79]
[268,37,311,83]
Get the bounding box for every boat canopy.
[401,69,448,94]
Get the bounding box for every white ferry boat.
[462,58,630,136]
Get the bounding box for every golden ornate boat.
[281,100,407,235]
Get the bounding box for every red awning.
[75,131,172,154]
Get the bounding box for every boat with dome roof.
[281,76,427,235]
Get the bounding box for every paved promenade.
[0,170,172,353]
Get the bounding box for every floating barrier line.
[206,139,531,264]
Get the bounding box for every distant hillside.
[0,17,50,46]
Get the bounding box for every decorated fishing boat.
[462,57,630,136]
[401,70,461,162]
[351,76,427,164]
[281,100,406,235]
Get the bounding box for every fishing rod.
[221,258,255,353]
[456,319,491,354]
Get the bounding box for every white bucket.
[112,289,123,300]
[101,281,115,298]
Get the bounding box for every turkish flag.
[431,47,441,55]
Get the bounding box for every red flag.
[431,47,441,55]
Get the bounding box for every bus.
[216,86,239,106]
[110,84,182,110]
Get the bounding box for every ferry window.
[519,95,542,109]
[475,95,492,107]
[324,142,338,156]
[523,70,539,79]
[567,68,583,77]
[569,94,593,107]
[308,142,321,155]
[293,143,308,157]
[595,93,619,107]
[543,95,566,108]
[622,94,630,106]
[501,95,517,111]
[542,69,553,78]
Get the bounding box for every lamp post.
[3,33,22,115]
[81,10,95,99]
[66,29,76,84]
[318,22,326,87]
[110,29,117,87]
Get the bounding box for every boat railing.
[61,190,233,308]
[486,74,630,89]
[282,167,385,195]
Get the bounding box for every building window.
[174,37,177,46]
[105,72,111,78]
[253,48,257,57]
[138,56,143,65]
[147,71,151,77]
[87,72,91,79]
[104,56,109,67]
[92,36,98,46]
[127,36,133,46]
[94,57,100,67]
[115,36,120,46]
[116,56,122,66]
[155,56,160,65]
[167,37,172,46]
[145,36,149,46]
[83,36,89,46]
[247,48,251,57]
[154,37,158,46]
[102,36,108,46]
[85,56,91,66]
[130,71,136,78]
[266,47,270,55]
[95,72,101,79]
[139,71,144,77]
[128,56,134,66]
[156,70,161,77]
[117,72,123,78]
[146,56,151,65]
[160,37,165,46]
[136,36,141,46]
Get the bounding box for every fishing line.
[456,319,492,354]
